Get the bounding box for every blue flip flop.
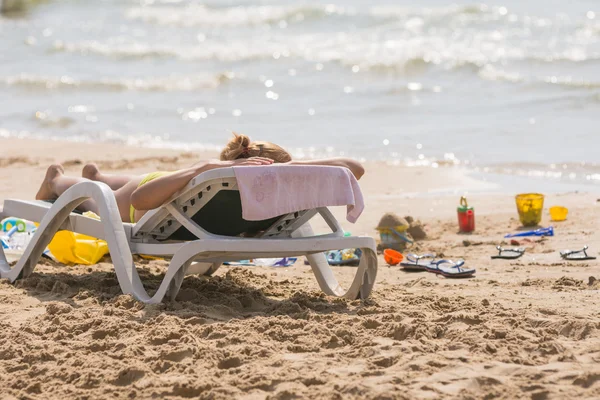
[400,253,436,271]
[425,259,475,278]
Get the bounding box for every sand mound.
[376,212,408,230]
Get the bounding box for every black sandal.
[560,245,597,261]
[491,246,525,260]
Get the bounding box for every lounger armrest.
[2,199,133,240]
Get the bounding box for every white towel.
[233,165,364,223]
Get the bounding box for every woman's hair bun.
[220,132,251,160]
[220,132,292,163]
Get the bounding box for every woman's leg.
[82,163,137,191]
[113,179,144,223]
[36,164,143,222]
[35,164,99,214]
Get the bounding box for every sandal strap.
[406,253,436,265]
[497,246,524,255]
[561,245,589,258]
[431,259,465,268]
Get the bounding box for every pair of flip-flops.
[491,245,596,261]
[560,245,596,261]
[400,253,476,278]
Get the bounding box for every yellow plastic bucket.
[48,231,109,265]
[515,193,544,227]
[549,206,568,221]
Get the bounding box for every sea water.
[0,0,599,187]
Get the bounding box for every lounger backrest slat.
[260,209,316,238]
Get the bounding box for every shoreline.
[3,134,600,194]
[3,136,597,236]
[3,136,599,189]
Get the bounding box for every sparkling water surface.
[0,0,599,185]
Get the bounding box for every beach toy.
[1,225,19,249]
[46,210,108,265]
[383,249,403,266]
[376,213,412,252]
[1,217,37,233]
[515,193,544,227]
[48,231,108,265]
[326,248,361,266]
[549,206,568,221]
[457,196,475,233]
[504,226,554,238]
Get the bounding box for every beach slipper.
[560,245,596,261]
[424,259,475,278]
[400,253,436,271]
[491,246,525,260]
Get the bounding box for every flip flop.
[560,245,596,261]
[491,246,525,260]
[399,253,436,271]
[425,259,476,278]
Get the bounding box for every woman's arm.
[287,157,365,180]
[130,157,272,211]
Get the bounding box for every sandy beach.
[1,137,600,399]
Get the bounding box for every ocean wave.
[481,161,600,183]
[369,3,488,19]
[50,39,287,62]
[48,0,600,71]
[125,3,352,27]
[0,128,347,161]
[543,76,600,89]
[0,72,233,91]
[49,32,600,72]
[478,64,524,83]
[0,128,224,152]
[478,65,600,90]
[124,3,543,29]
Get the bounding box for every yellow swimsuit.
[129,171,173,223]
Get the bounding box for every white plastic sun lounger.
[0,167,377,303]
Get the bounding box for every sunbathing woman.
[34,134,365,224]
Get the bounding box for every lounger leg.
[0,246,8,276]
[205,262,221,276]
[0,212,6,276]
[185,261,220,276]
[292,223,378,299]
[149,248,200,303]
[355,247,377,300]
[167,259,192,302]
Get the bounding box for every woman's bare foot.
[35,164,64,200]
[82,162,134,190]
[82,163,101,181]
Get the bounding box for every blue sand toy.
[504,226,554,238]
